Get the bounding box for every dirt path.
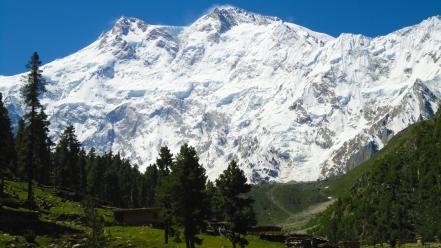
[281,198,336,233]
[267,186,293,217]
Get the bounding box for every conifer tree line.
[0,52,256,248]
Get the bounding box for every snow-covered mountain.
[1,7,440,182]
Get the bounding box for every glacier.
[0,7,440,182]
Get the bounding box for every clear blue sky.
[0,0,439,75]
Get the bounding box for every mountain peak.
[387,15,441,39]
[110,16,148,36]
[188,5,279,34]
[422,15,441,24]
[209,5,240,12]
[419,15,441,29]
[208,5,279,24]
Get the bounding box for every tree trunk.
[184,229,191,248]
[390,239,396,248]
[0,176,4,195]
[190,236,195,248]
[185,237,190,248]
[27,176,34,204]
[231,231,237,248]
[164,220,169,244]
[27,105,35,207]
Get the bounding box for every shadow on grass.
[0,207,80,236]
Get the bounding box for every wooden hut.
[337,241,360,248]
[285,234,330,248]
[113,208,161,227]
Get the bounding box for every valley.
[1,3,440,247]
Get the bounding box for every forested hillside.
[308,109,441,244]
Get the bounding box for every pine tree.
[117,156,134,207]
[156,146,173,178]
[168,144,208,248]
[53,125,81,191]
[154,146,174,244]
[15,118,29,178]
[143,164,158,207]
[103,158,120,205]
[33,109,52,185]
[0,93,16,194]
[20,52,47,206]
[82,195,108,247]
[77,148,87,195]
[206,180,223,221]
[216,160,256,248]
[131,165,144,208]
[86,150,105,197]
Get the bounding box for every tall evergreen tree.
[20,52,47,206]
[156,146,173,177]
[103,157,120,205]
[206,180,223,222]
[82,196,108,247]
[86,150,105,197]
[117,155,135,207]
[142,164,158,207]
[168,144,208,248]
[131,164,144,208]
[15,118,28,178]
[154,146,174,244]
[216,160,256,248]
[33,109,52,185]
[77,148,87,195]
[0,93,16,194]
[53,125,81,191]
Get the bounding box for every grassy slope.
[107,226,282,248]
[249,182,329,226]
[0,180,283,248]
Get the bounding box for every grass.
[249,182,329,226]
[0,179,284,247]
[361,244,441,248]
[106,226,284,248]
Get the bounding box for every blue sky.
[0,0,439,75]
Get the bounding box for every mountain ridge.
[0,8,440,182]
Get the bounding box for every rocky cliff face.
[1,7,440,182]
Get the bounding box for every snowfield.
[1,7,440,182]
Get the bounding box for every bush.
[81,196,109,247]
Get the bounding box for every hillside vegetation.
[248,153,374,229]
[307,110,441,244]
[249,182,328,226]
[0,180,284,247]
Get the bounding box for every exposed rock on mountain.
[1,7,440,182]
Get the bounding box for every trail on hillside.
[267,186,293,217]
[281,198,336,234]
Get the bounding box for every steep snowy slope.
[1,7,440,182]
